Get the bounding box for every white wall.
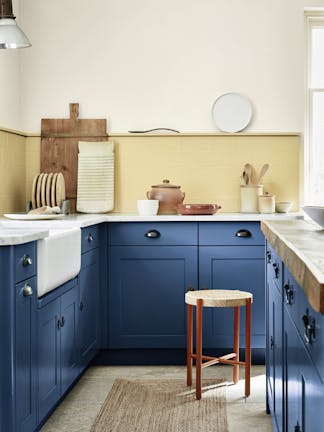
[17,0,304,133]
[0,0,21,130]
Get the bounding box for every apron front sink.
[37,228,81,297]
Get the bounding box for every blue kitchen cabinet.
[0,243,38,432]
[15,277,37,432]
[266,240,324,432]
[108,222,198,349]
[267,277,283,431]
[266,243,283,431]
[37,279,79,423]
[284,309,324,432]
[199,222,265,356]
[78,248,100,369]
[78,224,106,371]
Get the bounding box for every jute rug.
[91,378,228,432]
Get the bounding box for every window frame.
[305,11,324,205]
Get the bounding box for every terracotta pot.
[147,179,185,214]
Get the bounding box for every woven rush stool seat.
[185,289,253,400]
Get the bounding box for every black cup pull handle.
[302,311,316,344]
[235,229,252,238]
[145,230,161,239]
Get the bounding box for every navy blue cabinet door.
[37,297,61,422]
[15,277,37,432]
[284,310,324,432]
[267,280,283,432]
[60,286,79,394]
[78,248,100,369]
[109,246,197,348]
[199,246,265,349]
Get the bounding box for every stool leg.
[196,299,203,400]
[186,304,193,386]
[245,297,252,397]
[233,306,240,384]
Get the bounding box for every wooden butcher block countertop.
[261,219,324,314]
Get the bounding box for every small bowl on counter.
[275,201,293,213]
[176,204,221,215]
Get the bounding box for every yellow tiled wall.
[0,130,26,215]
[1,131,301,215]
[112,134,301,213]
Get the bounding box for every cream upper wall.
[16,0,305,133]
[0,0,22,130]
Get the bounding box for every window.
[305,12,324,205]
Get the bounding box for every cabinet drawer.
[14,242,36,283]
[81,225,100,253]
[108,222,197,246]
[199,222,264,246]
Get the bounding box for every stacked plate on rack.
[31,172,66,209]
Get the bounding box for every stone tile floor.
[41,365,273,431]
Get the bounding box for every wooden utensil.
[243,163,253,185]
[257,163,269,185]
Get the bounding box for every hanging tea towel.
[77,141,114,213]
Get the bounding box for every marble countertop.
[0,227,49,246]
[0,211,302,246]
[261,219,324,313]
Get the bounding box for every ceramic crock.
[147,179,185,214]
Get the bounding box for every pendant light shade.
[0,0,31,49]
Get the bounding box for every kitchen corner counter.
[0,211,302,245]
[261,219,324,313]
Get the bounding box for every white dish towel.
[77,141,114,213]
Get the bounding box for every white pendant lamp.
[0,0,31,49]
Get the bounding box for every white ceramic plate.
[212,92,253,133]
[4,214,64,220]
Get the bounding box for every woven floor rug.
[91,378,228,432]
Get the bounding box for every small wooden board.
[40,103,108,212]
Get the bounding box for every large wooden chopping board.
[41,103,108,213]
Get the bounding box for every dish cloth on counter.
[28,206,61,215]
[76,141,114,213]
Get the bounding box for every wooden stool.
[185,289,253,400]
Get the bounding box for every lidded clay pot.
[147,179,185,214]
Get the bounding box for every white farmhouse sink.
[37,228,81,297]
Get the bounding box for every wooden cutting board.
[41,103,108,213]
